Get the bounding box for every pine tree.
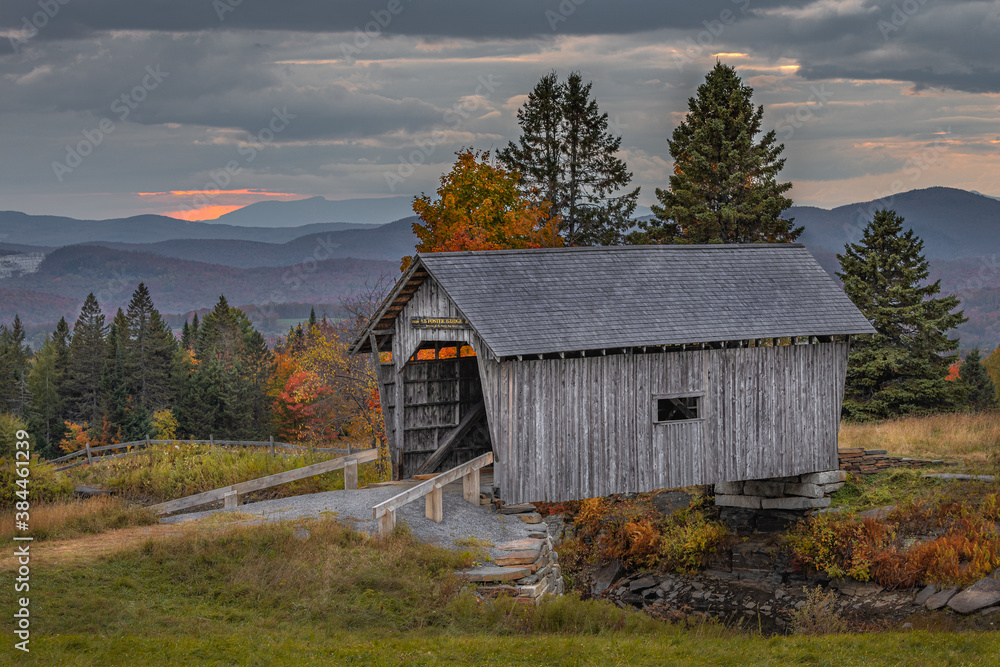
[124,283,176,412]
[500,71,640,246]
[308,307,317,330]
[958,349,998,411]
[0,315,32,415]
[66,294,107,425]
[27,336,62,453]
[837,210,966,420]
[180,321,193,351]
[637,62,799,245]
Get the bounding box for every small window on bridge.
[655,395,701,422]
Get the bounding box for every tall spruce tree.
[124,283,176,412]
[66,294,107,426]
[958,349,998,411]
[0,315,31,415]
[26,336,61,453]
[500,71,640,246]
[837,209,966,420]
[638,62,799,245]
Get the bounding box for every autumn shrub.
[556,492,729,574]
[789,586,848,636]
[787,492,1000,588]
[0,456,74,508]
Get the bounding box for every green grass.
[0,496,157,542]
[4,516,999,665]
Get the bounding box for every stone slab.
[820,482,846,494]
[800,470,848,485]
[760,496,831,510]
[925,586,959,610]
[459,565,531,582]
[515,512,544,524]
[494,549,544,567]
[783,482,824,499]
[497,538,545,551]
[499,503,538,515]
[714,481,744,495]
[743,481,786,498]
[629,576,657,592]
[715,494,762,509]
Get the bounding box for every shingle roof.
[362,245,876,358]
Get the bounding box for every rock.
[820,482,846,494]
[925,587,959,610]
[293,528,310,540]
[743,481,786,498]
[714,481,744,495]
[515,513,543,524]
[476,585,519,599]
[782,482,824,499]
[833,578,883,596]
[718,507,757,533]
[591,560,623,596]
[459,566,531,582]
[629,576,657,592]
[914,584,938,606]
[499,503,537,515]
[947,577,1000,615]
[800,470,848,485]
[760,496,831,510]
[902,623,913,629]
[494,549,543,566]
[653,490,693,515]
[715,494,762,509]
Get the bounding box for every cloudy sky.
[1,0,998,221]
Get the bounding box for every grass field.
[838,412,1000,470]
[3,516,999,665]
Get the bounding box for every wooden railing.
[148,448,379,515]
[49,436,359,471]
[372,452,492,538]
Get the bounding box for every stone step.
[458,565,531,582]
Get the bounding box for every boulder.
[591,560,623,596]
[925,587,959,610]
[653,490,694,515]
[515,513,544,524]
[947,576,1000,615]
[914,584,938,606]
[629,576,657,592]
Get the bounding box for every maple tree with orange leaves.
[403,148,562,269]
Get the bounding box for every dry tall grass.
[0,495,157,542]
[838,412,1000,469]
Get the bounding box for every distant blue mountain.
[208,195,415,227]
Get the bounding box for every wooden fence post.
[379,510,396,538]
[345,460,358,491]
[425,486,444,523]
[209,434,214,449]
[146,435,151,449]
[269,435,275,457]
[84,441,93,466]
[463,467,480,506]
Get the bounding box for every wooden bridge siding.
[395,275,476,363]
[493,343,848,505]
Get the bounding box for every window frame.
[652,392,704,424]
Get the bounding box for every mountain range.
[0,186,997,350]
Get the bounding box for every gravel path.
[160,483,537,555]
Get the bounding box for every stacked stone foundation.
[715,470,847,511]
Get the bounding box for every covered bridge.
[352,245,875,505]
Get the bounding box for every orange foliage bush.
[787,492,1000,587]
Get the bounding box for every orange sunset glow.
[136,189,305,221]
